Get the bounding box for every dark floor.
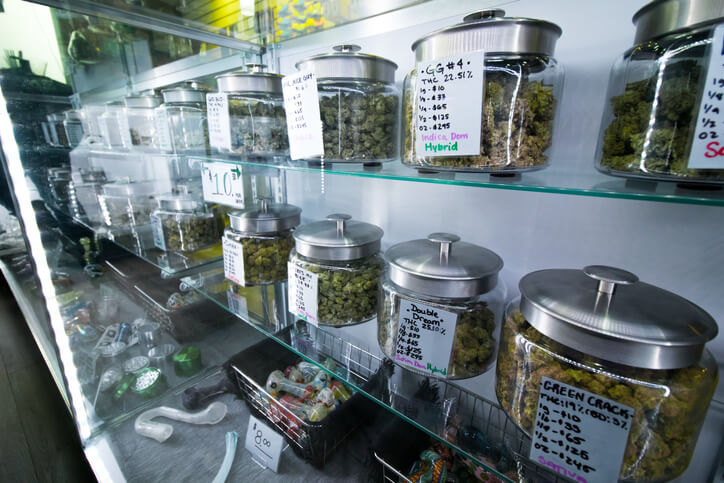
[0,275,96,483]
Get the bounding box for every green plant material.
[496,310,718,481]
[231,232,294,285]
[159,211,219,252]
[319,89,398,161]
[227,97,288,155]
[403,70,556,171]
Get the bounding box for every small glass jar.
[47,167,71,207]
[402,10,563,172]
[496,266,719,482]
[123,93,162,149]
[223,199,301,286]
[214,64,289,156]
[98,180,157,230]
[295,45,400,163]
[80,104,104,140]
[48,113,68,147]
[99,101,127,149]
[69,169,107,225]
[289,214,384,326]
[160,86,209,154]
[63,110,84,147]
[378,233,504,379]
[596,1,724,184]
[150,193,220,253]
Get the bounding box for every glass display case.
[0,1,722,482]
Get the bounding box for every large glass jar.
[150,193,219,253]
[377,233,504,379]
[123,93,162,150]
[496,266,719,482]
[223,199,301,286]
[160,86,209,154]
[98,180,157,230]
[402,10,563,172]
[288,214,384,326]
[295,45,399,163]
[213,65,288,157]
[63,110,84,147]
[596,0,724,184]
[99,101,127,149]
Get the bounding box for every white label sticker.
[244,415,284,472]
[394,299,457,377]
[117,112,133,147]
[206,92,232,151]
[287,262,318,325]
[154,106,172,152]
[530,377,633,483]
[150,213,165,251]
[226,290,249,320]
[415,51,484,157]
[690,25,724,168]
[282,70,324,160]
[222,237,245,285]
[200,161,245,208]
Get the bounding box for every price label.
[530,377,633,483]
[222,237,244,285]
[200,161,245,208]
[282,70,324,160]
[415,51,484,157]
[226,290,249,320]
[150,213,166,250]
[244,415,284,472]
[689,24,724,168]
[287,262,318,325]
[206,92,232,151]
[154,106,172,152]
[394,299,457,377]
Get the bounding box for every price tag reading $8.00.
[287,262,318,325]
[245,415,284,472]
[415,51,484,157]
[282,70,324,160]
[200,161,245,208]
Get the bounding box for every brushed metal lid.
[64,110,82,121]
[633,0,724,44]
[293,213,383,261]
[124,94,162,109]
[229,198,301,234]
[156,193,205,212]
[412,9,562,62]
[519,265,718,370]
[386,233,503,298]
[295,44,398,83]
[216,64,283,94]
[161,86,207,104]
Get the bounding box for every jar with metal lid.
[124,93,162,149]
[295,45,400,163]
[214,64,288,156]
[289,214,384,326]
[378,233,504,379]
[597,0,724,184]
[402,10,563,172]
[48,113,68,147]
[161,86,209,154]
[223,199,301,286]
[63,110,85,147]
[99,101,126,149]
[150,193,220,253]
[496,266,719,482]
[98,180,157,229]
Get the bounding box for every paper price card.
[226,289,249,320]
[287,262,318,325]
[530,377,633,483]
[153,107,172,152]
[394,299,457,377]
[415,51,484,157]
[200,161,245,208]
[245,415,284,472]
[222,237,244,285]
[282,70,324,160]
[206,92,231,151]
[150,213,165,251]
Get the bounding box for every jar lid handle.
[327,213,352,236]
[245,63,267,73]
[463,9,505,22]
[583,265,639,296]
[427,233,460,265]
[258,197,270,213]
[332,44,362,53]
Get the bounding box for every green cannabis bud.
[235,233,294,285]
[228,97,288,155]
[160,213,219,252]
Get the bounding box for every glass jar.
[80,104,104,140]
[496,266,719,482]
[48,113,68,147]
[63,110,84,147]
[295,45,400,163]
[98,180,157,230]
[223,199,301,286]
[47,167,71,207]
[150,193,220,253]
[123,93,162,149]
[402,10,563,172]
[289,214,384,326]
[160,86,209,154]
[213,64,288,156]
[69,169,106,225]
[596,1,724,184]
[99,101,127,149]
[377,233,504,379]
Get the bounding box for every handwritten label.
[282,70,324,160]
[245,415,284,472]
[206,93,232,151]
[415,51,484,157]
[226,289,249,320]
[530,377,632,483]
[150,213,165,250]
[394,299,457,377]
[222,237,244,285]
[288,262,318,325]
[200,161,245,208]
[154,106,172,152]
